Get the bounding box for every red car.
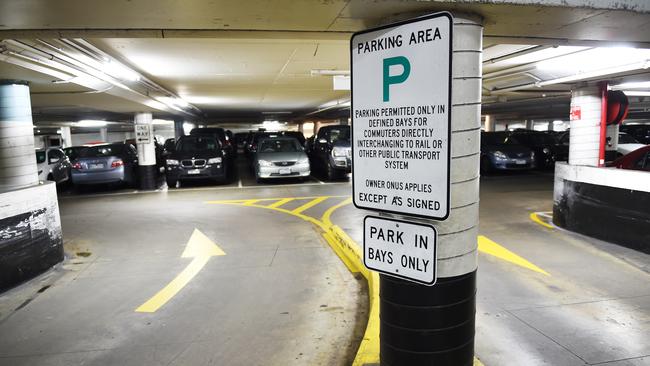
[609,145,650,171]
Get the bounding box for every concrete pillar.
[314,121,321,136]
[99,127,108,142]
[0,81,39,191]
[134,112,157,190]
[484,115,495,131]
[525,119,534,130]
[174,119,184,140]
[60,126,72,148]
[569,85,602,166]
[548,121,554,131]
[379,13,481,366]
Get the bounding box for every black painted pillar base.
[138,165,157,190]
[380,270,476,366]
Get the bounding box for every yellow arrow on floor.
[136,229,226,313]
[478,235,550,276]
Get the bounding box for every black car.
[480,132,536,173]
[508,130,562,169]
[190,127,234,175]
[164,135,227,188]
[307,125,351,180]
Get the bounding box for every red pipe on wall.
[598,82,608,167]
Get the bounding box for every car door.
[48,149,68,183]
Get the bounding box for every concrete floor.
[1,163,649,366]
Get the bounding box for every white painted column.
[569,85,602,166]
[60,126,72,148]
[134,112,157,189]
[484,115,495,131]
[99,127,108,142]
[0,81,38,191]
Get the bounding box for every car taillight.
[111,160,124,168]
[72,162,82,170]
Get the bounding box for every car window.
[482,133,515,145]
[49,150,64,162]
[328,127,350,143]
[618,133,639,144]
[35,151,46,163]
[259,139,299,153]
[559,133,570,145]
[80,144,126,158]
[634,152,650,171]
[177,137,219,153]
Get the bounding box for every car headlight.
[208,157,222,164]
[542,147,551,155]
[531,151,536,159]
[297,157,309,164]
[332,147,347,157]
[166,159,179,166]
[258,160,273,167]
[493,151,508,160]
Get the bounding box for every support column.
[379,13,481,366]
[569,84,602,166]
[484,115,495,132]
[0,81,38,191]
[99,127,108,142]
[174,119,184,140]
[60,126,72,148]
[134,112,157,190]
[525,119,534,130]
[548,121,554,131]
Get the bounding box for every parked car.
[63,146,85,162]
[165,135,226,187]
[70,142,139,187]
[253,137,310,182]
[307,125,351,180]
[613,132,645,156]
[163,138,176,155]
[190,127,234,175]
[234,132,249,153]
[480,132,536,173]
[609,145,650,171]
[36,147,71,185]
[507,130,561,169]
[620,124,650,144]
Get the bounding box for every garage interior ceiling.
[0,0,649,126]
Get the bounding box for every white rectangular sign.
[351,12,452,220]
[364,216,437,285]
[135,124,152,144]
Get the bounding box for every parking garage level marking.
[478,235,550,276]
[135,229,226,313]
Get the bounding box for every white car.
[36,147,72,185]
[616,132,646,156]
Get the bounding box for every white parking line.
[238,179,243,188]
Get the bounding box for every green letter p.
[383,56,411,102]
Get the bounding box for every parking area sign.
[351,12,452,220]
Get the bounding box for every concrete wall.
[0,181,64,290]
[553,162,650,254]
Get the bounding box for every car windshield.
[511,133,557,146]
[35,151,46,163]
[177,137,219,153]
[79,144,125,158]
[329,127,350,143]
[482,133,516,145]
[259,139,299,153]
[619,133,640,144]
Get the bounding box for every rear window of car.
[259,139,300,153]
[79,144,125,158]
[511,133,556,145]
[618,133,640,144]
[328,127,350,143]
[177,137,220,153]
[35,151,46,163]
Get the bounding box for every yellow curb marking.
[530,212,554,229]
[478,235,550,276]
[291,196,329,214]
[136,229,226,313]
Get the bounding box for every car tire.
[480,156,493,175]
[326,164,338,181]
[166,179,177,189]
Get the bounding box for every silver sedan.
[253,137,310,182]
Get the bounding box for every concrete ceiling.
[0,0,649,124]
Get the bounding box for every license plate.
[279,168,291,175]
[89,163,104,169]
[187,169,201,175]
[515,159,527,165]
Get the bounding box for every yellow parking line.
[266,197,295,209]
[205,195,347,205]
[530,212,554,229]
[242,199,260,206]
[291,196,329,214]
[321,197,353,228]
[478,235,550,276]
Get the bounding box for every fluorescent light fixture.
[77,120,107,127]
[155,96,191,111]
[182,122,194,135]
[536,60,650,87]
[103,60,140,82]
[622,90,650,97]
[152,119,174,125]
[611,81,650,90]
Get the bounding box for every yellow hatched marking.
[242,199,260,206]
[478,235,550,276]
[267,198,295,209]
[291,196,329,214]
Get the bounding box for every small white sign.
[364,216,437,285]
[351,12,452,220]
[135,124,152,144]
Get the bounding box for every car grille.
[181,159,207,168]
[274,161,296,167]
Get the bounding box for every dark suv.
[190,127,234,176]
[307,125,351,180]
[164,135,227,187]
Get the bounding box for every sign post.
[352,12,481,366]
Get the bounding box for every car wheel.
[166,179,177,188]
[480,156,493,175]
[326,164,338,181]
